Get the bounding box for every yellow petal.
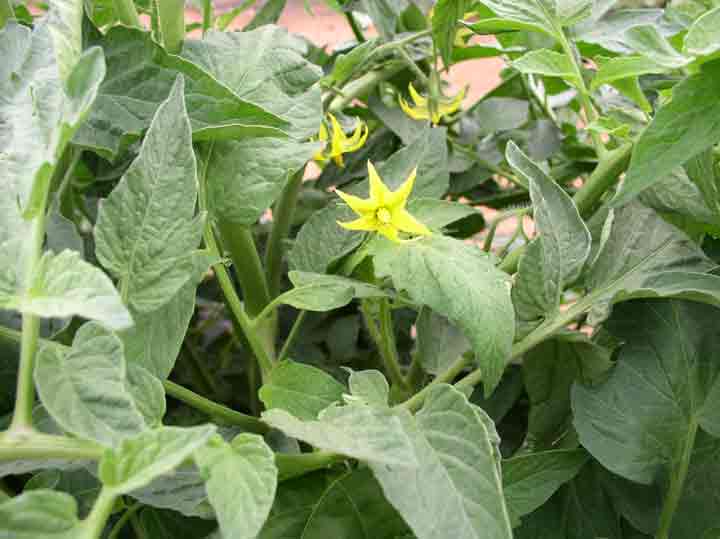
[367,161,392,205]
[318,121,329,142]
[438,87,466,117]
[343,120,368,152]
[329,113,346,156]
[409,83,428,107]
[399,95,429,121]
[333,153,345,167]
[335,188,376,215]
[377,224,401,242]
[392,208,431,236]
[337,215,377,232]
[386,167,417,210]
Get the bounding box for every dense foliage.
[2,0,720,537]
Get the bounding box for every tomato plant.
[2,0,720,537]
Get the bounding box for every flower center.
[376,207,392,224]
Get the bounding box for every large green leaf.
[128,465,213,518]
[432,0,469,67]
[99,425,216,495]
[179,25,322,139]
[195,434,277,539]
[503,449,589,525]
[684,7,720,57]
[0,249,131,330]
[584,203,714,324]
[35,322,146,447]
[415,309,469,376]
[259,360,346,420]
[623,25,691,69]
[572,299,720,484]
[203,138,320,226]
[74,26,286,159]
[370,384,514,539]
[259,468,411,539]
[262,404,417,467]
[507,142,590,333]
[512,50,578,83]
[347,369,390,407]
[95,77,202,313]
[0,490,80,538]
[614,61,720,206]
[476,0,590,37]
[45,0,83,82]
[372,235,514,394]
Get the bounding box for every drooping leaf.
[262,404,417,467]
[683,7,720,58]
[572,299,720,484]
[0,490,80,538]
[373,234,514,394]
[179,25,322,139]
[35,322,146,447]
[0,250,131,330]
[503,449,589,525]
[99,425,216,495]
[195,434,277,539]
[614,61,720,206]
[259,360,346,420]
[507,142,591,332]
[371,384,514,539]
[259,468,411,539]
[95,76,203,313]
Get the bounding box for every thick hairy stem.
[157,0,185,53]
[344,11,366,42]
[0,431,104,461]
[361,300,408,392]
[328,63,406,112]
[265,168,305,298]
[201,0,212,33]
[81,488,117,539]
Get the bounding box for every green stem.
[497,143,633,274]
[396,46,429,86]
[108,502,142,539]
[361,300,408,391]
[113,0,141,27]
[0,431,104,461]
[329,63,406,112]
[216,221,271,318]
[81,488,117,539]
[276,451,345,481]
[400,354,473,412]
[266,168,305,298]
[277,310,306,363]
[0,0,13,28]
[163,380,268,434]
[201,0,212,33]
[656,420,698,539]
[157,0,185,53]
[344,11,366,42]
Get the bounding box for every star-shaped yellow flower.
[335,161,431,242]
[398,83,466,125]
[314,113,369,167]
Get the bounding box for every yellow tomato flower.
[314,113,369,167]
[398,83,466,125]
[335,161,431,243]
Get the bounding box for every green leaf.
[572,299,720,484]
[324,39,379,87]
[259,360,346,420]
[259,468,411,539]
[262,404,417,467]
[406,198,478,230]
[272,271,387,312]
[415,309,469,376]
[74,26,286,159]
[507,142,590,332]
[474,0,558,38]
[685,149,720,216]
[591,55,667,91]
[203,138,320,226]
[503,449,589,525]
[95,77,203,313]
[195,434,277,539]
[126,363,166,428]
[35,322,146,447]
[0,249,131,330]
[45,0,82,82]
[512,49,578,83]
[99,425,216,494]
[289,204,365,273]
[432,0,468,67]
[523,333,612,449]
[0,23,105,219]
[128,465,213,518]
[0,490,80,538]
[623,24,692,69]
[585,203,714,324]
[347,369,390,407]
[684,7,720,57]
[373,235,514,394]
[614,62,720,206]
[179,26,322,139]
[360,0,408,40]
[244,0,286,30]
[135,507,217,539]
[370,384,514,539]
